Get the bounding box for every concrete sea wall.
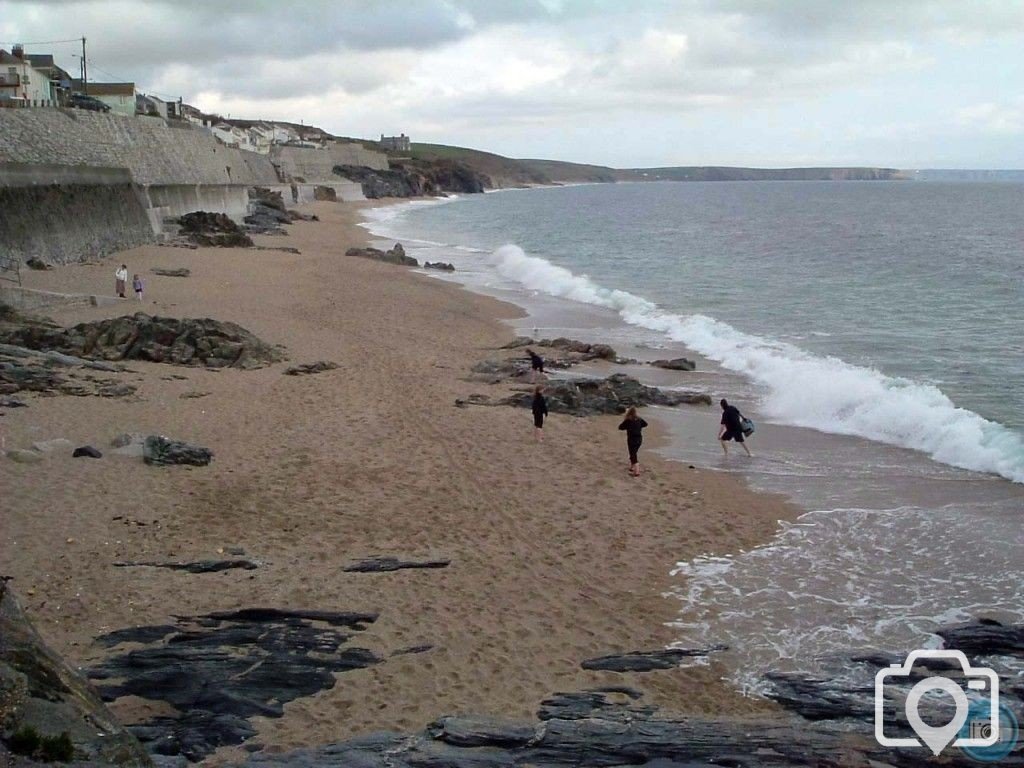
[0,163,155,266]
[0,109,384,267]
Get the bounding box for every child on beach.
[532,385,548,442]
[718,398,753,457]
[115,264,128,298]
[526,348,545,382]
[618,406,648,477]
[132,274,144,302]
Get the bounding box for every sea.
[361,180,1024,694]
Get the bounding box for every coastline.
[1,199,800,763]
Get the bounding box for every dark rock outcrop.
[0,579,152,767]
[0,346,138,399]
[24,257,51,271]
[343,557,450,573]
[502,336,618,361]
[345,243,418,267]
[177,212,254,248]
[236,688,892,768]
[581,646,727,672]
[151,267,191,277]
[423,261,455,272]
[333,158,490,199]
[651,357,696,371]
[1,313,284,370]
[88,609,380,762]
[112,559,258,573]
[284,361,339,376]
[143,436,213,467]
[504,374,712,416]
[72,445,103,458]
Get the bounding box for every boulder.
[284,361,339,376]
[1,313,284,370]
[24,257,51,271]
[424,261,455,272]
[177,211,254,248]
[73,446,103,459]
[0,580,152,766]
[651,357,697,371]
[345,243,418,267]
[151,268,191,278]
[143,436,213,467]
[343,557,451,573]
[5,449,43,464]
[313,185,337,201]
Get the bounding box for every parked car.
[67,93,110,112]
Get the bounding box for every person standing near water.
[531,385,548,442]
[718,398,752,457]
[526,348,545,382]
[115,264,128,298]
[618,406,648,477]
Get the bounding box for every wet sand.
[1,200,799,764]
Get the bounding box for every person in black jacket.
[618,406,648,476]
[526,348,545,382]
[718,398,752,457]
[532,385,549,442]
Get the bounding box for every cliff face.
[333,158,490,199]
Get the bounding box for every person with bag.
[618,406,648,476]
[718,398,753,457]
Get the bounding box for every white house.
[72,80,136,116]
[0,46,56,106]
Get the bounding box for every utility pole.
[81,36,87,94]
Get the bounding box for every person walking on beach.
[718,398,752,457]
[526,348,545,382]
[531,385,548,442]
[114,264,128,298]
[132,274,144,302]
[618,406,648,477]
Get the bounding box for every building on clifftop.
[379,133,410,152]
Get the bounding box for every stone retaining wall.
[0,163,155,265]
[0,109,280,186]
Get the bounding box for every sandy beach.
[1,200,799,764]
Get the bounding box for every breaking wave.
[491,243,1024,483]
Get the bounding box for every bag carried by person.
[741,417,755,436]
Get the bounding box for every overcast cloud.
[3,0,1022,167]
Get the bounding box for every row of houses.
[2,41,413,157]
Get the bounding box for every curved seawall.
[0,163,154,266]
[0,109,381,266]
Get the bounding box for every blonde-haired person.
[617,406,648,476]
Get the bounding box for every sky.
[3,0,1023,168]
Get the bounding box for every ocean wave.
[490,244,1024,483]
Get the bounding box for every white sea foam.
[490,243,1024,483]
